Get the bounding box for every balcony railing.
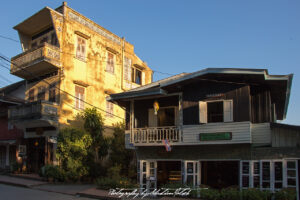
[11,43,61,79]
[9,100,59,122]
[132,126,180,144]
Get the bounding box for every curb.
[9,174,46,182]
[77,192,121,200]
[0,180,31,188]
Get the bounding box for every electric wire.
[0,54,125,120]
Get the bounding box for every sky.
[0,0,299,125]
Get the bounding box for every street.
[0,184,94,200]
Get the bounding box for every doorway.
[157,161,181,188]
[201,161,239,189]
[26,137,45,173]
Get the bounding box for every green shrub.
[107,165,121,180]
[96,176,138,190]
[274,188,297,200]
[242,188,272,200]
[96,177,118,189]
[220,187,240,200]
[42,165,65,182]
[200,188,221,200]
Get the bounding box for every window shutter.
[142,71,145,85]
[199,101,207,123]
[128,66,132,81]
[224,100,233,122]
[124,57,132,81]
[148,109,157,127]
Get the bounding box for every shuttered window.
[49,84,56,103]
[106,100,114,117]
[124,57,132,81]
[75,85,85,110]
[38,86,46,101]
[28,89,35,102]
[106,52,115,73]
[199,100,233,123]
[130,66,145,85]
[76,35,86,61]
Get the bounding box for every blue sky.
[0,0,299,125]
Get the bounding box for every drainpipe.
[121,37,125,91]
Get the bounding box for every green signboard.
[199,132,232,141]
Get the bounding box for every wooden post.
[5,144,9,167]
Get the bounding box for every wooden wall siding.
[136,145,300,160]
[250,86,271,123]
[251,123,271,145]
[272,127,300,147]
[182,121,251,144]
[182,81,250,125]
[133,96,179,128]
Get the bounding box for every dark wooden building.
[109,68,299,199]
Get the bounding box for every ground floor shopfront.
[0,142,17,170]
[136,145,300,199]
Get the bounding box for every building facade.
[8,2,153,172]
[109,68,299,199]
[0,81,25,171]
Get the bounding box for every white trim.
[240,159,298,196]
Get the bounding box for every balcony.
[11,43,61,79]
[8,100,59,128]
[131,126,181,146]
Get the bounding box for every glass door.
[184,161,200,187]
[139,160,157,191]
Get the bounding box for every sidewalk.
[78,187,200,200]
[0,175,199,199]
[0,174,47,188]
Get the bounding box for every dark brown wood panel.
[182,81,251,125]
[250,86,271,123]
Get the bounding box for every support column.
[5,144,9,167]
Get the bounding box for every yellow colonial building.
[8,2,152,172]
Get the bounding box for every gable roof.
[109,68,293,120]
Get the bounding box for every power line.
[0,54,125,120]
[0,34,19,43]
[0,73,13,84]
[0,34,175,76]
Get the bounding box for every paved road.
[0,184,94,200]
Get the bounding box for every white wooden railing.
[132,126,180,144]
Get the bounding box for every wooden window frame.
[75,85,85,110]
[49,84,57,103]
[75,35,87,61]
[38,86,46,101]
[28,89,35,102]
[199,100,233,124]
[106,100,114,117]
[106,51,115,74]
[240,160,298,194]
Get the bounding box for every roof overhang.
[14,7,54,36]
[108,68,293,120]
[107,88,167,102]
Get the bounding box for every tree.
[109,123,135,178]
[82,108,109,162]
[56,128,92,181]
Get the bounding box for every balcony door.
[148,107,178,127]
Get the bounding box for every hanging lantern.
[34,141,39,147]
[153,100,159,115]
